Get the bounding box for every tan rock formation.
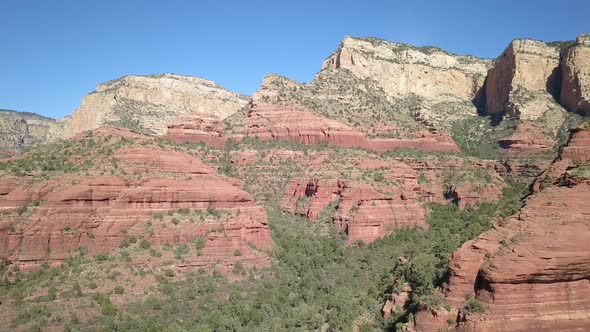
[322,36,491,102]
[0,110,64,157]
[561,34,590,115]
[64,74,248,137]
[249,36,493,140]
[485,39,562,119]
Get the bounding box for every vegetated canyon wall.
[0,127,273,272]
[0,33,589,331]
[412,123,590,331]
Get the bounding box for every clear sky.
[1,0,589,119]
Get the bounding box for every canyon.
[0,33,589,331]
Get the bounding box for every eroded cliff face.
[249,37,492,141]
[481,36,590,159]
[277,152,505,244]
[228,104,460,154]
[561,34,590,115]
[64,74,248,137]
[0,127,273,272]
[322,36,491,103]
[414,124,590,332]
[165,112,227,148]
[485,39,562,119]
[0,110,64,157]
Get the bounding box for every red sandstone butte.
[560,124,590,161]
[165,113,227,148]
[243,104,460,153]
[0,128,273,271]
[280,176,427,244]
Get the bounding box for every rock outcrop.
[249,37,492,140]
[414,125,590,331]
[279,155,505,243]
[485,39,562,119]
[322,36,491,103]
[64,74,248,137]
[165,112,227,148]
[561,34,590,115]
[0,110,63,157]
[0,127,273,271]
[560,123,590,161]
[498,122,553,156]
[235,104,460,153]
[280,177,427,244]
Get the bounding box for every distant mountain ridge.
[2,34,589,160]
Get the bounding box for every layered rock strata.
[0,127,273,271]
[414,125,590,331]
[561,34,590,115]
[64,74,248,137]
[237,104,460,153]
[165,112,227,148]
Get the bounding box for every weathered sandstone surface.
[279,156,504,244]
[249,36,492,139]
[497,122,553,156]
[480,36,590,159]
[485,39,562,119]
[0,127,272,271]
[281,177,426,244]
[414,125,590,331]
[561,34,590,115]
[322,36,491,103]
[0,110,64,157]
[234,104,460,153]
[560,123,590,161]
[64,74,248,137]
[165,112,227,148]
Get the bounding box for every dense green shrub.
[461,295,486,314]
[92,293,117,316]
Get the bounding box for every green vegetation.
[0,180,525,331]
[442,167,493,185]
[92,293,117,316]
[451,115,518,160]
[571,165,590,177]
[382,147,458,160]
[461,295,486,314]
[0,134,137,180]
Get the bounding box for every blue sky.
[1,0,589,119]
